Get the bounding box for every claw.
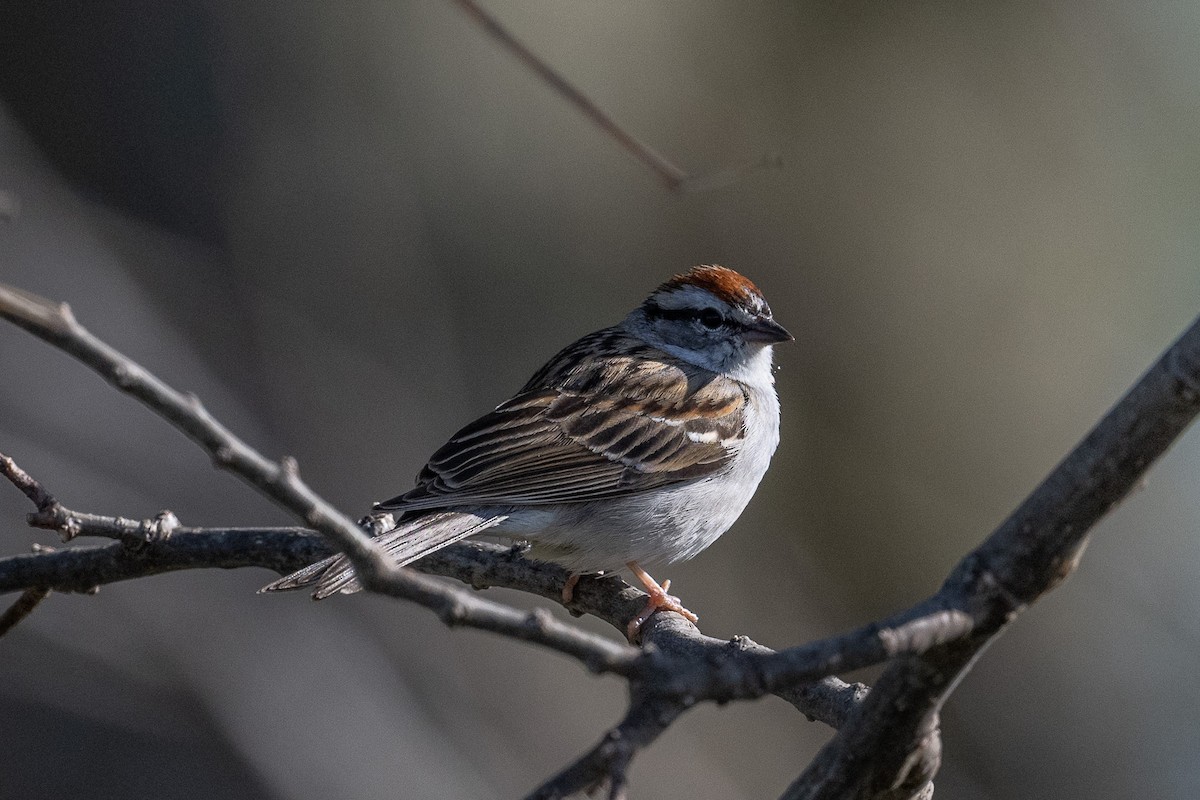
[561,572,581,604]
[625,561,698,642]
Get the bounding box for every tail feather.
[259,511,508,598]
[257,555,341,593]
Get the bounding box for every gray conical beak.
[744,317,794,344]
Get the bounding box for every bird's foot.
[561,573,582,604]
[625,562,698,642]
[561,571,607,605]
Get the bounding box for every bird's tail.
[258,510,508,599]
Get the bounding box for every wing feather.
[376,329,747,512]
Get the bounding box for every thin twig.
[676,151,785,193]
[449,0,690,189]
[524,696,682,800]
[0,453,55,511]
[1,452,181,546]
[0,587,50,638]
[449,1,783,193]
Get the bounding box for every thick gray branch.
[782,315,1200,798]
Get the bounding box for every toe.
[626,590,699,641]
[561,573,581,604]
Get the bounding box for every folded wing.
[378,331,748,512]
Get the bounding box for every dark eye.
[698,308,724,329]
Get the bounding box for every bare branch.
[449,0,783,193]
[676,151,785,193]
[649,595,972,708]
[0,452,55,511]
[781,314,1200,798]
[0,587,50,638]
[525,696,682,800]
[0,456,59,637]
[2,451,182,546]
[0,448,869,726]
[0,521,865,725]
[449,0,688,190]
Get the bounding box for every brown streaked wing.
[375,332,747,511]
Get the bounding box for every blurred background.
[2,2,1199,798]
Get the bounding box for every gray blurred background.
[2,2,1199,798]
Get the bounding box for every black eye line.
[645,302,733,330]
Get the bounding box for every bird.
[261,265,792,639]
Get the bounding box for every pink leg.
[561,572,581,604]
[625,561,698,641]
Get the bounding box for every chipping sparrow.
[262,265,792,638]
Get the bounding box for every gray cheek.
[714,339,743,370]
